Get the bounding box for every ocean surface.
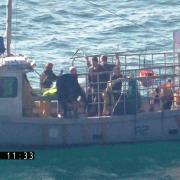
[1,0,180,179]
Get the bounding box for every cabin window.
[0,77,18,98]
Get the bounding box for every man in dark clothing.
[111,66,123,102]
[57,67,87,118]
[87,56,104,115]
[86,54,120,91]
[100,55,120,90]
[88,56,104,92]
[113,78,141,115]
[40,63,57,89]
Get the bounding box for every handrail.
[71,51,177,74]
[33,51,180,118]
[76,61,180,117]
[71,48,86,66]
[71,51,174,60]
[31,62,180,118]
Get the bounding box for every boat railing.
[71,51,177,73]
[30,51,180,118]
[30,66,180,118]
[74,55,180,117]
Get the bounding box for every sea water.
[0,0,180,179]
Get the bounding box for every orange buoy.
[174,89,180,106]
[139,69,155,87]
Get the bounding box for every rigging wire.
[84,0,176,53]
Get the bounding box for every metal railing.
[71,51,180,117]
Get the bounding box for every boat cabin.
[0,56,35,117]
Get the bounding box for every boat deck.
[26,51,180,119]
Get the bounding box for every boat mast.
[6,0,12,56]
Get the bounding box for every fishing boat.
[1,0,180,149]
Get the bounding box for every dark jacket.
[111,74,123,101]
[56,74,86,104]
[88,65,107,92]
[101,63,115,84]
[41,69,57,88]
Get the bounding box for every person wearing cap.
[69,66,77,76]
[69,66,87,117]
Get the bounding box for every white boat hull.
[1,110,180,148]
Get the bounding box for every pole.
[6,0,12,56]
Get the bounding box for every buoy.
[139,69,155,87]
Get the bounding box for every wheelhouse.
[0,56,34,118]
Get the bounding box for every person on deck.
[100,54,120,88]
[40,63,57,90]
[85,54,120,90]
[56,66,87,118]
[112,77,141,115]
[87,56,104,116]
[40,63,57,117]
[160,79,174,110]
[85,54,121,116]
[88,56,104,92]
[103,66,123,115]
[149,87,161,112]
